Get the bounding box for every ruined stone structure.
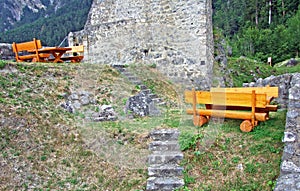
[244,73,300,190]
[70,0,214,89]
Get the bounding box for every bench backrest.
[210,86,278,100]
[12,38,43,62]
[185,90,267,108]
[12,38,42,53]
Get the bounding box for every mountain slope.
[0,0,92,46]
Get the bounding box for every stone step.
[139,84,148,90]
[149,141,180,152]
[122,72,132,76]
[150,129,180,141]
[141,89,151,95]
[156,101,166,106]
[152,98,163,104]
[148,164,184,177]
[148,152,183,165]
[146,177,184,191]
[148,93,159,99]
[111,64,126,68]
[116,68,126,72]
[128,76,138,81]
[132,80,142,85]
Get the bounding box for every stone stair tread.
[146,177,184,190]
[141,89,151,94]
[148,164,184,177]
[148,93,159,99]
[156,102,166,106]
[149,140,180,152]
[139,85,148,90]
[150,151,183,155]
[150,129,180,141]
[148,152,183,165]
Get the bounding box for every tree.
[287,6,300,57]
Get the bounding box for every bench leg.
[240,120,254,132]
[193,115,208,127]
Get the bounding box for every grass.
[0,60,288,190]
[178,110,285,191]
[225,57,300,86]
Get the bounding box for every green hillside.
[1,59,298,190]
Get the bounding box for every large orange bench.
[184,86,278,132]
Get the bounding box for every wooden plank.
[211,86,278,97]
[205,105,277,112]
[66,45,84,53]
[186,109,267,121]
[211,86,278,103]
[251,90,255,126]
[185,91,267,108]
[12,38,45,62]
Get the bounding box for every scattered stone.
[60,91,117,122]
[286,58,298,67]
[283,132,297,143]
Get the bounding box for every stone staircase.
[112,64,166,112]
[147,129,184,191]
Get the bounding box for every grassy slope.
[225,57,300,87]
[0,59,297,190]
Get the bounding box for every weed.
[179,132,204,151]
[0,60,7,69]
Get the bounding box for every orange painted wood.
[240,120,253,132]
[185,91,267,108]
[210,86,278,104]
[193,115,208,127]
[251,90,256,126]
[12,38,49,62]
[61,45,84,62]
[186,109,267,121]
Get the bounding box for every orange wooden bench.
[185,86,278,132]
[12,38,50,62]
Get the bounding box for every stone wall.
[71,0,214,90]
[0,43,15,60]
[275,73,300,191]
[243,73,297,108]
[243,73,300,190]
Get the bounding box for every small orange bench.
[61,45,84,63]
[185,86,278,132]
[12,38,50,62]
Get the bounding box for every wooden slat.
[186,109,267,121]
[12,38,45,62]
[185,91,267,108]
[66,45,84,54]
[12,41,36,52]
[211,86,278,103]
[205,105,277,112]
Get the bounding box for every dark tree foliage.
[0,0,93,46]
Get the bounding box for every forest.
[213,0,300,63]
[0,0,299,64]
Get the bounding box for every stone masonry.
[243,73,300,190]
[147,129,184,190]
[70,0,214,90]
[275,73,300,191]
